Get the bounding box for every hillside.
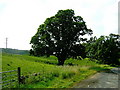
[2,53,114,88]
[1,48,29,55]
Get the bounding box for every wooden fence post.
[18,67,21,87]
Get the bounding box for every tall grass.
[2,53,114,88]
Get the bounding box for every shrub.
[61,71,76,79]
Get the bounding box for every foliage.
[85,34,120,66]
[1,48,29,55]
[30,9,92,65]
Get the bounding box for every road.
[72,68,120,88]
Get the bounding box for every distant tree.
[85,36,97,59]
[2,48,29,55]
[86,34,120,66]
[30,9,92,65]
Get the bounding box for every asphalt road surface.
[72,68,120,88]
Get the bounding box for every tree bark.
[57,57,65,65]
[56,51,67,65]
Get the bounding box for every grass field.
[2,53,114,88]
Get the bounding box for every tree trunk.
[57,57,65,65]
[57,52,67,65]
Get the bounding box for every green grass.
[2,53,114,88]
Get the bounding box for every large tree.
[30,9,92,65]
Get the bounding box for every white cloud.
[102,1,118,36]
[0,0,47,50]
[0,0,118,50]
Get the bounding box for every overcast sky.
[0,0,119,50]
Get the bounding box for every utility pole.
[6,37,8,49]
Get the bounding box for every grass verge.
[2,53,114,88]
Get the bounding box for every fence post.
[18,67,21,87]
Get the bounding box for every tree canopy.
[85,34,120,66]
[30,9,92,65]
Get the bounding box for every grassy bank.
[2,53,114,88]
